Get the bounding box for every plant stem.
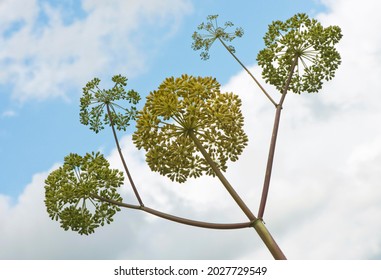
[252,219,286,260]
[106,104,144,207]
[257,57,298,219]
[218,38,277,107]
[188,130,286,259]
[92,194,251,230]
[189,130,256,221]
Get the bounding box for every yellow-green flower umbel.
[257,13,343,94]
[133,75,248,183]
[44,152,124,235]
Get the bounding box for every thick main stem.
[252,219,286,260]
[106,104,144,206]
[257,58,298,219]
[218,38,277,107]
[189,130,286,259]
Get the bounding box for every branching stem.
[189,129,256,221]
[188,129,286,260]
[103,107,251,229]
[217,38,277,107]
[106,104,144,207]
[258,57,298,219]
[92,194,251,230]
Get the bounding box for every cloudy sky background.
[1,0,381,259]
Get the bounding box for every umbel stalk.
[188,130,286,260]
[258,57,298,219]
[106,104,144,207]
[217,38,277,107]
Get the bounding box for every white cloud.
[1,109,16,118]
[314,0,381,113]
[0,0,192,102]
[0,144,262,260]
[231,0,381,259]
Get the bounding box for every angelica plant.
[44,13,342,260]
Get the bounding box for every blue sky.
[1,0,381,260]
[1,0,323,198]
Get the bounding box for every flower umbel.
[192,14,244,60]
[44,152,124,235]
[132,75,248,183]
[80,75,141,133]
[257,13,343,93]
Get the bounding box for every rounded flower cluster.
[80,75,140,133]
[133,75,248,183]
[257,13,342,93]
[44,152,124,235]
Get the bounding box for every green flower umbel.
[44,152,124,235]
[80,75,140,133]
[257,13,342,93]
[133,75,248,183]
[192,14,244,60]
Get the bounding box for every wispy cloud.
[0,0,192,102]
[1,109,16,118]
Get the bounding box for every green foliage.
[80,75,141,133]
[44,152,124,235]
[132,74,248,183]
[192,14,244,60]
[257,13,343,93]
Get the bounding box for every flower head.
[80,75,140,133]
[44,152,124,235]
[257,13,342,93]
[192,14,244,60]
[133,75,248,183]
